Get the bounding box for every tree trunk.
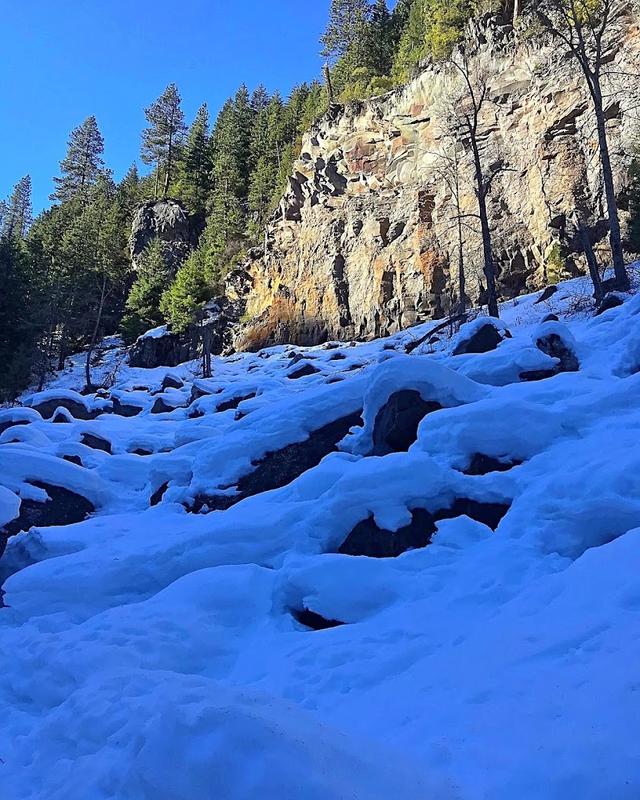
[470,139,499,317]
[85,273,108,391]
[201,324,212,378]
[575,218,603,304]
[591,80,629,290]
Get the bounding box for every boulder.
[595,293,624,316]
[371,390,440,455]
[453,322,506,356]
[129,199,198,272]
[80,433,112,453]
[189,412,362,513]
[338,499,510,558]
[30,396,93,421]
[1,481,95,541]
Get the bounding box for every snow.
[2,273,640,798]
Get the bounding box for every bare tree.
[536,0,630,290]
[426,142,469,313]
[446,52,505,317]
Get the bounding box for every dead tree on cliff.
[535,0,630,291]
[446,52,506,318]
[426,142,469,313]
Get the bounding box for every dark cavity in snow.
[292,608,345,630]
[463,453,522,476]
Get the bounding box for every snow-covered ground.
[2,275,640,799]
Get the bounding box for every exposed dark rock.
[111,397,144,417]
[521,331,579,381]
[595,292,624,316]
[1,481,95,540]
[132,448,153,456]
[80,433,112,454]
[216,392,256,413]
[292,608,345,630]
[62,455,83,467]
[453,323,506,356]
[288,362,321,380]
[337,499,510,558]
[161,374,184,391]
[542,313,559,323]
[129,296,245,369]
[536,332,579,372]
[30,397,94,421]
[329,352,347,361]
[338,508,436,558]
[52,411,72,423]
[0,418,31,436]
[189,412,362,513]
[150,482,169,507]
[534,285,558,304]
[433,499,510,531]
[463,453,522,476]
[371,390,440,455]
[151,397,180,414]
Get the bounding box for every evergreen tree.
[118,163,142,215]
[120,239,171,342]
[141,83,187,199]
[392,0,427,82]
[160,247,211,332]
[0,233,44,400]
[174,104,212,217]
[362,0,394,77]
[2,175,33,238]
[321,0,371,62]
[51,116,104,205]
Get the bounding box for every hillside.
[2,275,640,798]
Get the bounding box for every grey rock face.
[129,199,198,272]
[238,12,640,348]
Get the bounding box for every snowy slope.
[2,275,640,799]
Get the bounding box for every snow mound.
[2,273,640,798]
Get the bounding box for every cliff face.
[238,14,640,349]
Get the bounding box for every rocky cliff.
[237,13,640,349]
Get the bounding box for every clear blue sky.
[0,1,331,213]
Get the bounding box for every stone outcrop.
[238,12,640,349]
[128,294,247,368]
[130,199,199,272]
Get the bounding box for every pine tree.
[362,0,394,77]
[51,116,104,205]
[117,164,143,216]
[2,175,33,238]
[141,84,187,199]
[160,247,211,333]
[321,0,371,62]
[120,239,171,342]
[174,104,212,217]
[0,233,44,399]
[392,0,426,82]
